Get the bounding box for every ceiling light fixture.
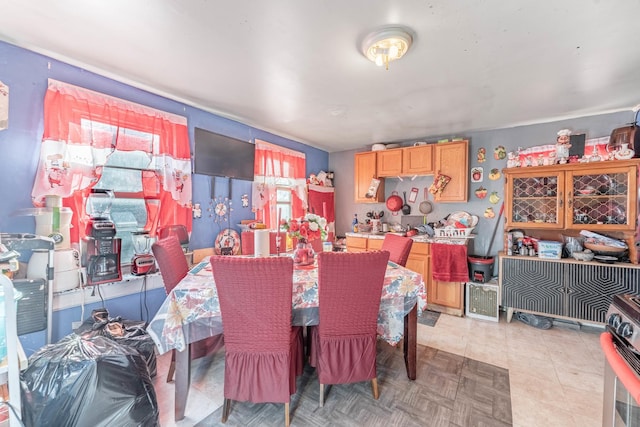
[361,26,413,70]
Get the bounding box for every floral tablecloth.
[147,256,426,354]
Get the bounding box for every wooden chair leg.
[166,349,176,383]
[319,383,325,407]
[285,402,290,427]
[371,378,379,400]
[221,398,231,423]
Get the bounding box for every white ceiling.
[1,1,640,153]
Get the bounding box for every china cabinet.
[503,159,640,264]
[433,140,469,202]
[354,152,385,203]
[504,160,638,231]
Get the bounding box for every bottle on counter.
[352,214,358,233]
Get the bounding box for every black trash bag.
[20,333,159,427]
[515,312,553,330]
[74,308,157,378]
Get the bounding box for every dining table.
[147,255,426,421]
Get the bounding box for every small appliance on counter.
[130,231,156,275]
[81,189,122,285]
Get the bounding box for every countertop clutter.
[345,232,470,245]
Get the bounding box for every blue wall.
[0,40,328,352]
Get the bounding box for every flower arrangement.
[281,213,328,242]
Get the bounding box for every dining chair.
[381,233,413,266]
[151,235,224,382]
[210,256,304,427]
[310,250,390,407]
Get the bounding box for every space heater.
[465,280,499,322]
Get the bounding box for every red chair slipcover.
[381,233,413,267]
[152,235,224,382]
[310,250,390,406]
[210,256,304,426]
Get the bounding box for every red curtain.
[253,140,306,228]
[32,79,192,242]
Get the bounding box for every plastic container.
[537,240,563,259]
[0,287,22,361]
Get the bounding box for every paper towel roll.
[254,230,270,257]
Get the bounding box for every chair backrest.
[152,235,190,293]
[316,251,389,337]
[210,256,294,353]
[381,234,413,266]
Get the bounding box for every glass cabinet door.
[506,172,564,228]
[567,166,637,230]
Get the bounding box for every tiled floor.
[152,312,605,427]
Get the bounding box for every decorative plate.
[214,229,240,255]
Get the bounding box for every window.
[32,80,192,266]
[253,140,306,228]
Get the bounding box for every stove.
[603,294,640,426]
[606,294,640,354]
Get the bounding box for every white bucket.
[27,248,80,292]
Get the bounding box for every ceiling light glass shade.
[361,27,413,70]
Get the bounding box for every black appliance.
[602,294,640,426]
[81,189,121,285]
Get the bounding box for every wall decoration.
[477,147,486,163]
[241,194,249,208]
[484,206,495,218]
[474,186,488,199]
[489,191,501,204]
[494,145,506,160]
[471,167,483,182]
[192,203,202,218]
[488,168,501,180]
[0,80,7,131]
[365,178,381,199]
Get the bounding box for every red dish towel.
[431,243,469,282]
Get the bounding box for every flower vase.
[293,239,315,266]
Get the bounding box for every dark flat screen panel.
[194,128,255,181]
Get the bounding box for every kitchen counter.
[345,232,469,245]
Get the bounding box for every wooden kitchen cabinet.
[354,152,385,203]
[504,159,640,263]
[346,235,384,252]
[403,145,434,175]
[405,242,430,279]
[345,235,369,252]
[376,145,434,177]
[376,149,404,177]
[433,140,469,202]
[428,279,464,316]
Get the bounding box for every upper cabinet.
[504,160,639,232]
[377,145,434,177]
[376,149,404,177]
[433,140,469,202]
[354,151,385,203]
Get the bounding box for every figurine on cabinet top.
[556,129,572,164]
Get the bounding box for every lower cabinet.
[501,256,640,323]
[428,279,464,315]
[346,237,465,316]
